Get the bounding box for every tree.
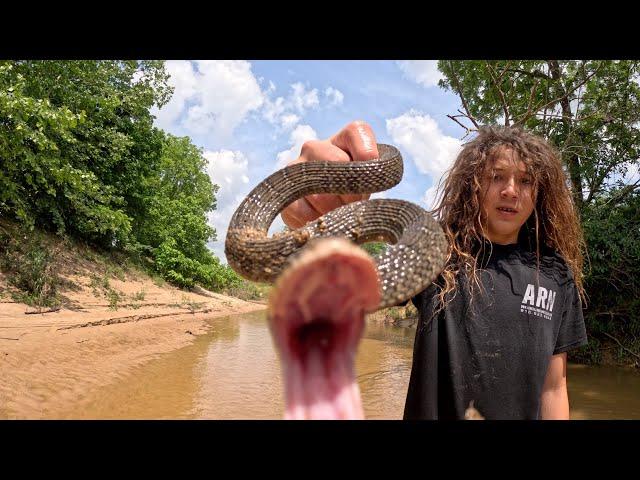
[0,60,241,292]
[1,60,173,246]
[437,60,640,363]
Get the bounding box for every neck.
[484,233,518,245]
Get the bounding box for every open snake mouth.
[268,238,381,420]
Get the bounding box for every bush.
[154,238,242,292]
[0,226,61,308]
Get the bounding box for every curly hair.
[430,125,586,312]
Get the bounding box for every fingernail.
[356,124,375,152]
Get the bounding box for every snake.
[225,143,448,419]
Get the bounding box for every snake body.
[225,144,448,310]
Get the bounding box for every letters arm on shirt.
[540,352,569,419]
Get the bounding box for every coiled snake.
[225,144,448,419]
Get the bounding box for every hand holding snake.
[226,122,448,419]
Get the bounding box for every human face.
[480,149,535,245]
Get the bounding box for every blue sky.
[151,60,467,262]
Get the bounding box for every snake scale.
[225,143,448,309]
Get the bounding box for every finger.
[298,141,351,215]
[330,121,379,203]
[281,197,322,228]
[281,208,303,230]
[330,120,379,162]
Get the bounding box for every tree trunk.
[548,60,584,211]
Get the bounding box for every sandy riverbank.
[0,270,267,419]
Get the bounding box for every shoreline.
[2,287,637,419]
[0,285,267,419]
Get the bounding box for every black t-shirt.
[403,241,588,420]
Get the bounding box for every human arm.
[281,121,379,229]
[539,352,570,420]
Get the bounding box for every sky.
[151,60,468,263]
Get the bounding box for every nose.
[501,177,518,198]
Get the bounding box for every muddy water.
[45,311,640,419]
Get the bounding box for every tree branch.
[446,61,480,129]
[587,159,620,203]
[514,78,541,127]
[504,68,551,80]
[602,331,640,362]
[601,177,640,208]
[519,61,602,126]
[485,62,511,126]
[446,114,475,139]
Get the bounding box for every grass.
[88,271,127,310]
[177,294,205,313]
[223,280,271,302]
[0,225,62,308]
[130,289,146,301]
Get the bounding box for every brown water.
[60,311,640,420]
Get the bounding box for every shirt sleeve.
[553,276,588,355]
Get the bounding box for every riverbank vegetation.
[0,61,252,300]
[1,60,639,366]
[437,60,640,366]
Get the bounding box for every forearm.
[540,385,570,419]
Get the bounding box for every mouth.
[496,206,519,215]
[268,238,380,420]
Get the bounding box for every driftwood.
[24,307,61,315]
[602,332,640,363]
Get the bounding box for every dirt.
[0,260,267,419]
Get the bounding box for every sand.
[0,270,267,419]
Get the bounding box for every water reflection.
[567,364,640,419]
[192,313,284,419]
[49,311,640,419]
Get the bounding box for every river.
[57,310,640,420]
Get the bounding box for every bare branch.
[602,331,640,362]
[446,61,480,129]
[531,62,602,121]
[601,177,640,208]
[514,78,541,127]
[446,114,476,139]
[485,62,511,126]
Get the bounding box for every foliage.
[0,60,236,295]
[360,241,388,257]
[438,60,640,363]
[154,237,242,291]
[0,224,61,307]
[136,133,218,262]
[223,281,271,302]
[0,61,173,245]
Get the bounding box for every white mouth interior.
[268,238,381,420]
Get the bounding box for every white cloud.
[624,162,640,184]
[204,149,252,261]
[153,60,264,142]
[422,185,443,211]
[396,61,443,88]
[291,82,319,112]
[152,60,198,131]
[262,83,321,131]
[386,110,462,180]
[280,113,300,130]
[154,62,341,139]
[325,87,344,106]
[275,124,318,170]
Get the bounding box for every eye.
[521,177,533,185]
